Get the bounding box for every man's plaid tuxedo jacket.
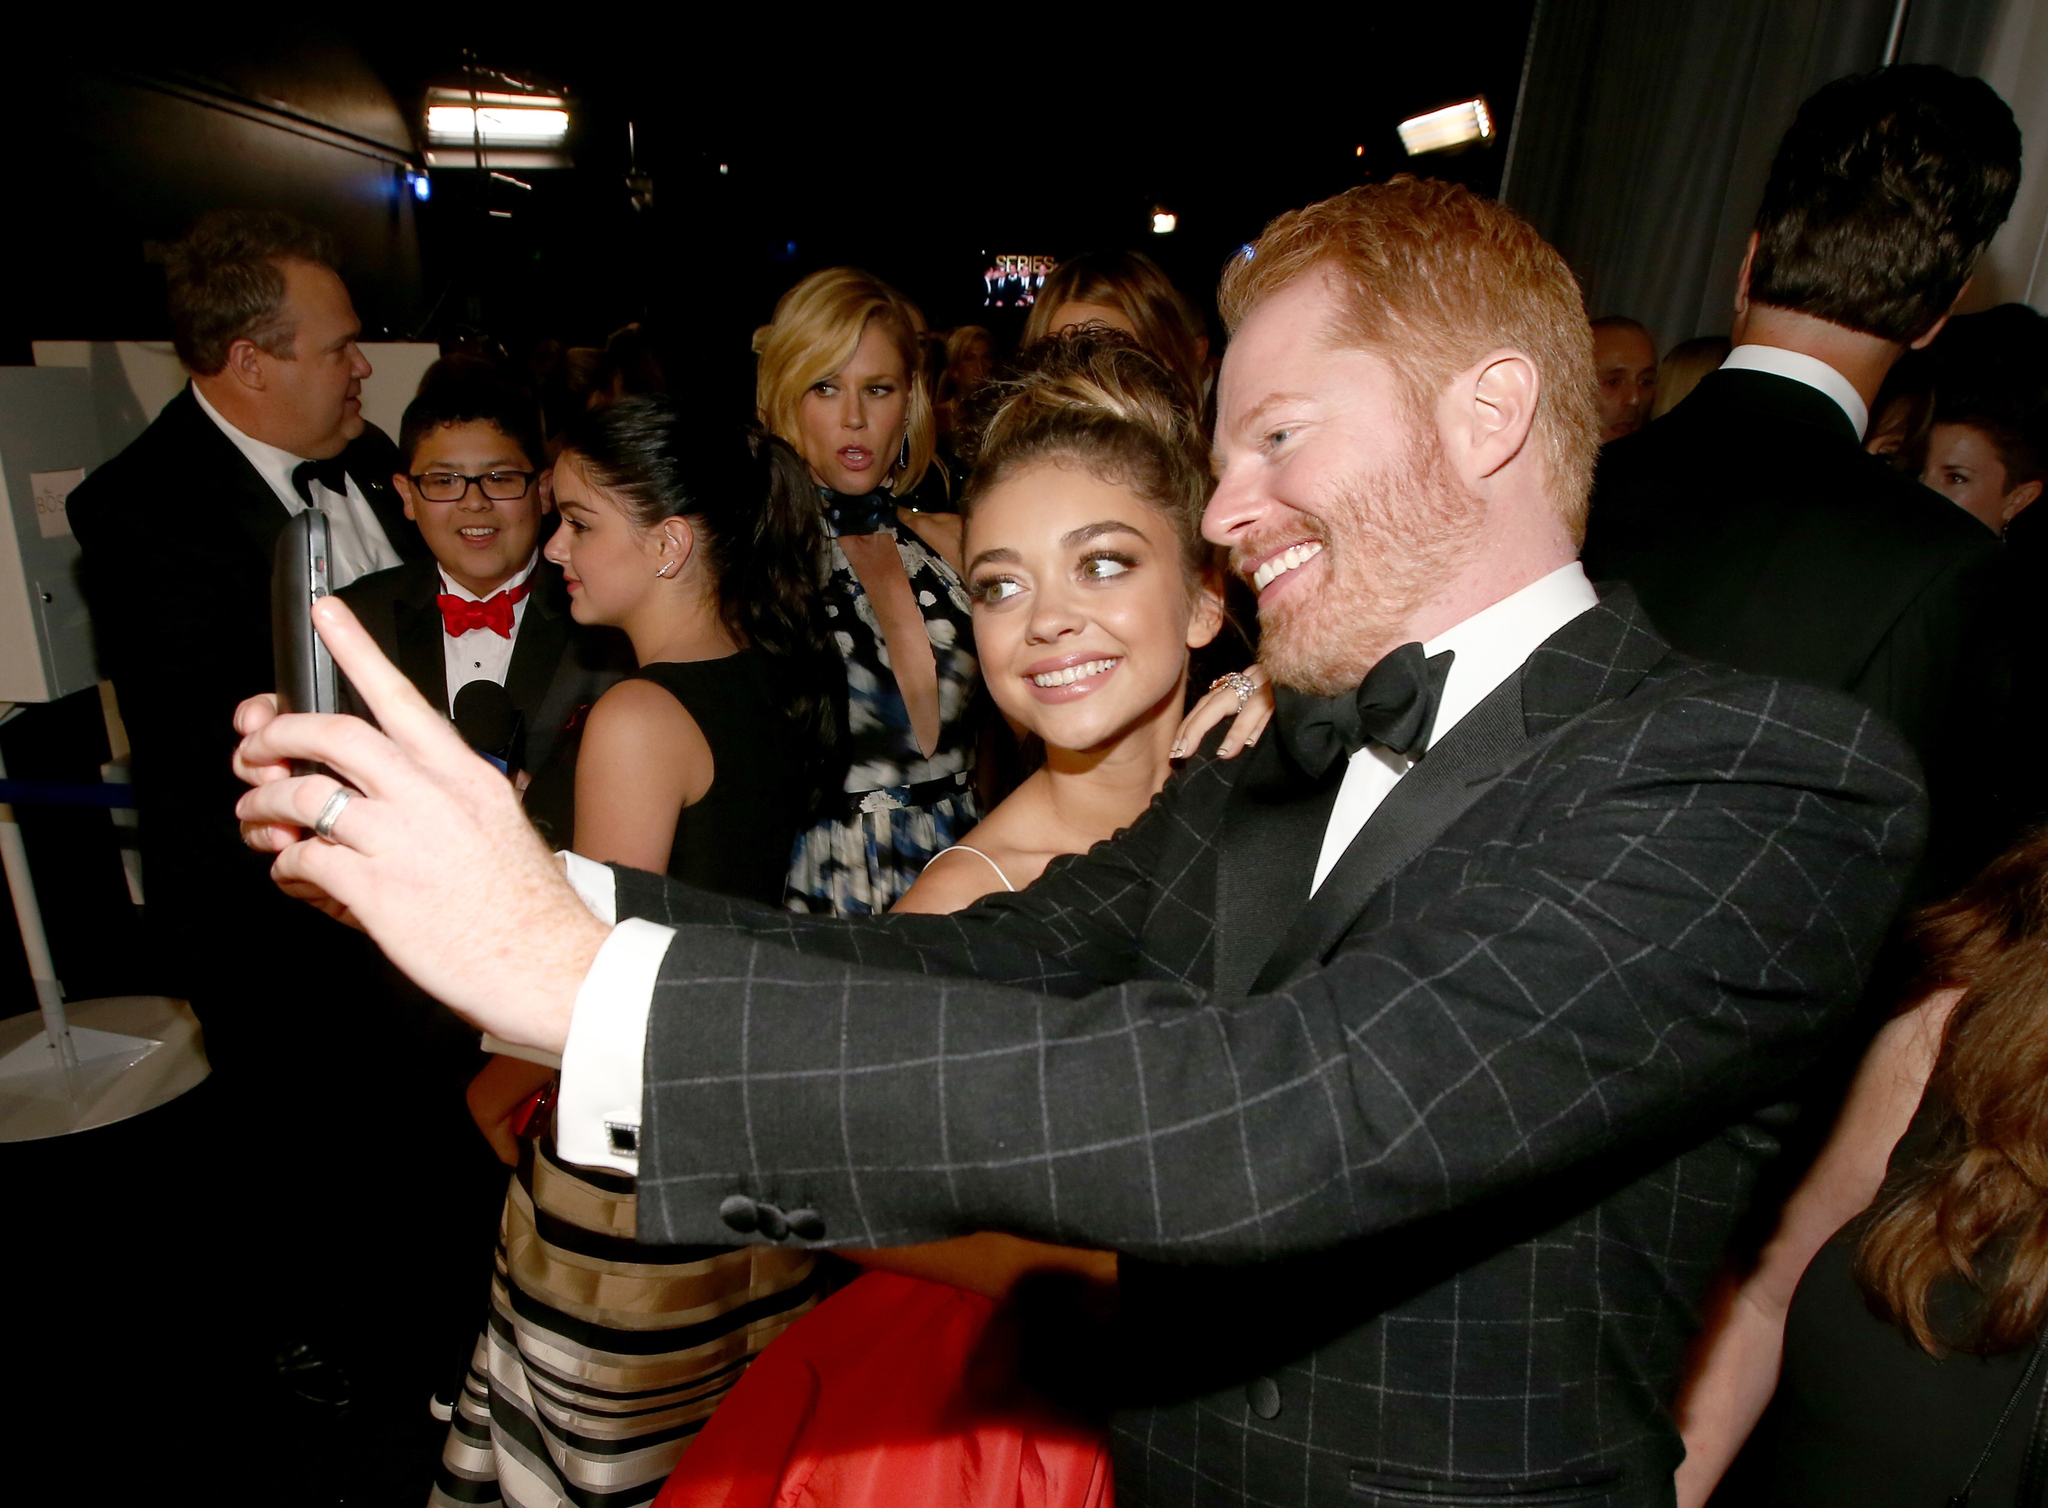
[610,588,1926,1506]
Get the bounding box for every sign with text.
[31,468,84,539]
[984,254,1056,309]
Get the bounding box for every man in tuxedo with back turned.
[235,180,1926,1505]
[69,209,427,1402]
[1583,66,2023,892]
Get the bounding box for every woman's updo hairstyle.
[962,327,1213,577]
[556,398,845,813]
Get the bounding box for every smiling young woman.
[892,329,1237,912]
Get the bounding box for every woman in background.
[1650,335,1730,421]
[935,322,997,456]
[1023,248,1212,408]
[437,400,841,1508]
[756,268,983,914]
[651,330,1274,1508]
[1673,827,2048,1506]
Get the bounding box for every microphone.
[452,680,525,780]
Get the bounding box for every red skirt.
[653,1271,1112,1508]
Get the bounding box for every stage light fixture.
[407,170,431,202]
[426,89,571,148]
[1151,207,1178,235]
[1398,97,1495,156]
[1355,145,1365,157]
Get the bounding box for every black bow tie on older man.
[1272,642,1456,780]
[291,455,351,505]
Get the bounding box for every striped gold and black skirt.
[430,1131,820,1507]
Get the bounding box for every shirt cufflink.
[554,916,671,1173]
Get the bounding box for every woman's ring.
[1210,671,1256,713]
[312,786,355,843]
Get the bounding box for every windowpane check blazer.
[608,587,1926,1508]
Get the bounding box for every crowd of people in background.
[55,55,2048,1508]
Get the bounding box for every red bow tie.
[437,582,531,639]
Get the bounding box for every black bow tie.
[820,486,898,538]
[1273,642,1455,780]
[291,455,350,505]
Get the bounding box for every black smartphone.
[272,510,339,775]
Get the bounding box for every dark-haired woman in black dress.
[432,400,843,1508]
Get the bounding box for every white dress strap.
[928,844,1015,892]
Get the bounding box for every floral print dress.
[786,499,981,915]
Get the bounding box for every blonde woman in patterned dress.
[755,268,983,915]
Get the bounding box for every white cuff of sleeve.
[479,854,623,1071]
[561,851,621,924]
[554,917,673,1173]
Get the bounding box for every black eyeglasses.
[410,469,538,502]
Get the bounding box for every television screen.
[984,254,1056,309]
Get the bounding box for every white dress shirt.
[440,554,539,717]
[1719,344,1869,439]
[192,383,403,588]
[551,562,1602,1173]
[1311,562,1599,891]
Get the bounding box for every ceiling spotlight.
[1354,145,1365,157]
[1397,97,1496,157]
[1151,207,1178,235]
[426,89,571,147]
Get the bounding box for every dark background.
[6,13,1542,377]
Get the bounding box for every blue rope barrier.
[0,779,138,809]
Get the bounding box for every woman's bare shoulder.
[892,845,1011,914]
[579,677,710,787]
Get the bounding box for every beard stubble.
[1253,430,1487,695]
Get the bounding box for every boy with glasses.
[341,369,629,779]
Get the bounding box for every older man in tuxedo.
[236,180,1923,1505]
[70,209,426,1402]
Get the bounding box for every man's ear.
[538,466,555,513]
[1909,280,1974,351]
[2004,478,2042,525]
[1185,561,1227,650]
[1451,349,1541,484]
[393,472,418,522]
[1734,232,1758,316]
[225,337,268,392]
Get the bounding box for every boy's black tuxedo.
[1583,367,2006,888]
[601,589,1924,1507]
[337,556,630,777]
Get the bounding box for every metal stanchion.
[0,702,208,1140]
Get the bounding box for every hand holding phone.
[272,510,340,774]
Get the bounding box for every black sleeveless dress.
[524,651,809,903]
[435,651,820,1508]
[1744,1106,2048,1506]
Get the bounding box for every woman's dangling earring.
[897,433,910,471]
[655,560,678,579]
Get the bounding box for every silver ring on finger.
[312,785,355,844]
[1221,671,1255,713]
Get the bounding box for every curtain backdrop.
[1502,0,2012,348]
